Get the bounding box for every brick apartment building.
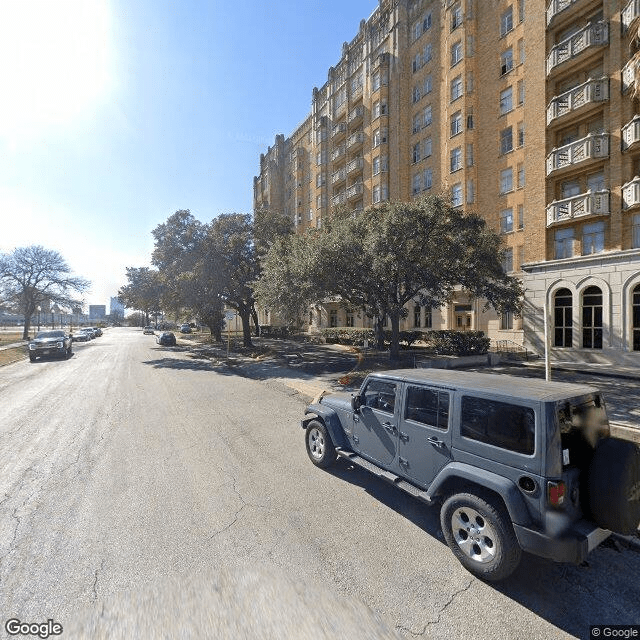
[253,0,640,365]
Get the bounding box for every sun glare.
[0,0,113,140]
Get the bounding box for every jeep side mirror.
[351,394,362,411]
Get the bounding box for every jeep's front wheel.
[440,492,522,582]
[305,420,337,469]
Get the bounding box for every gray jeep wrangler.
[301,369,640,581]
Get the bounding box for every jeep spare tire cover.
[588,437,640,535]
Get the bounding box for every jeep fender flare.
[427,462,532,527]
[302,405,350,450]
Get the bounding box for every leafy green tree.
[117,267,163,325]
[256,195,523,361]
[0,245,89,339]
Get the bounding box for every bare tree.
[0,246,90,339]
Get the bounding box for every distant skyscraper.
[89,305,106,320]
[110,297,125,316]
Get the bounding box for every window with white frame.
[412,142,421,163]
[423,75,432,95]
[517,80,525,105]
[500,208,514,233]
[451,75,463,101]
[316,173,326,187]
[500,87,513,115]
[467,179,475,203]
[412,20,422,42]
[373,128,387,147]
[500,167,513,194]
[423,137,432,157]
[500,6,513,37]
[412,53,421,73]
[423,43,433,63]
[451,183,463,207]
[412,113,421,134]
[500,311,514,330]
[373,100,387,119]
[451,111,462,136]
[451,2,463,30]
[502,248,514,272]
[466,143,474,166]
[518,38,525,65]
[555,227,574,259]
[633,214,640,248]
[518,204,524,229]
[582,222,605,255]
[412,173,421,195]
[451,41,463,66]
[518,163,525,188]
[501,47,513,75]
[372,71,381,92]
[500,127,513,154]
[517,122,525,147]
[423,105,432,127]
[412,85,421,104]
[316,150,327,165]
[373,156,381,176]
[373,184,381,203]
[423,168,433,190]
[450,147,462,172]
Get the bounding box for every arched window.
[582,286,603,349]
[633,285,640,351]
[554,288,572,347]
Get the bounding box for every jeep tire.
[440,492,522,582]
[588,437,640,535]
[29,354,36,362]
[305,420,338,469]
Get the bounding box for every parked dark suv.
[28,330,73,362]
[302,369,640,581]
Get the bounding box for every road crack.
[91,559,106,602]
[396,579,473,637]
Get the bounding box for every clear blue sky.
[0,0,375,309]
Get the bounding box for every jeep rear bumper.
[513,520,611,564]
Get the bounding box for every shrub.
[424,330,490,356]
[320,327,376,346]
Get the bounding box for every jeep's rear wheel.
[305,420,337,469]
[440,492,522,582]
[588,437,640,535]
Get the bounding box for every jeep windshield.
[35,331,66,339]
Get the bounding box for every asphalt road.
[1,328,639,639]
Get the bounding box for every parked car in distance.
[156,331,176,346]
[179,324,192,333]
[71,330,91,343]
[80,328,96,339]
[301,369,640,581]
[28,330,73,361]
[143,326,155,335]
[88,326,103,336]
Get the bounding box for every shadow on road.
[324,457,640,637]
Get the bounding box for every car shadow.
[324,458,640,637]
[141,357,237,375]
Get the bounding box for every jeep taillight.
[548,480,566,506]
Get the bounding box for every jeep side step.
[336,448,433,505]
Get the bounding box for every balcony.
[623,0,640,32]
[546,190,610,226]
[331,145,346,162]
[331,167,346,185]
[546,22,608,75]
[351,84,363,100]
[332,122,347,139]
[346,157,364,175]
[346,182,364,200]
[622,53,640,94]
[331,191,347,207]
[348,105,364,125]
[546,0,579,25]
[347,131,365,150]
[372,52,390,70]
[546,77,609,124]
[623,115,640,150]
[623,176,640,209]
[546,133,609,175]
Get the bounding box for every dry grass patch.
[0,346,27,367]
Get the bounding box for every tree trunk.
[251,304,260,336]
[239,307,253,348]
[389,311,401,362]
[374,315,385,350]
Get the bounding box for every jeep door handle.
[382,422,397,434]
[428,436,444,448]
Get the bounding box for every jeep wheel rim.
[451,506,498,564]
[308,428,325,460]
